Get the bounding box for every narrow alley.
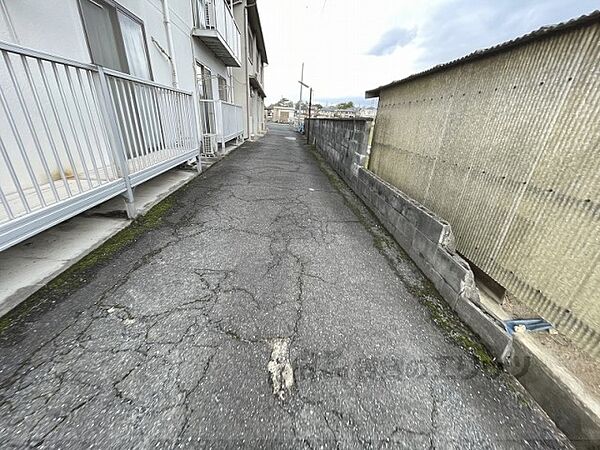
[0,124,569,448]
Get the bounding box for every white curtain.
[117,12,151,79]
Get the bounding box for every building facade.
[0,0,267,251]
[232,0,267,139]
[270,106,295,123]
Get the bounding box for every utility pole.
[307,86,312,144]
[298,63,304,111]
[299,80,312,144]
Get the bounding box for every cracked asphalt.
[0,123,570,449]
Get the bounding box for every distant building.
[336,108,357,119]
[270,106,296,123]
[315,106,362,119]
[358,107,377,119]
[315,107,336,118]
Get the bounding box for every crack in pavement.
[0,124,572,449]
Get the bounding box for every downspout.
[243,1,250,139]
[0,0,19,44]
[161,0,179,88]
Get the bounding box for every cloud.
[368,27,417,56]
[260,0,599,101]
[413,0,598,69]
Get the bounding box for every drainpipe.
[162,0,179,88]
[0,0,19,44]
[243,1,250,139]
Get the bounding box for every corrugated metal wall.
[369,23,600,356]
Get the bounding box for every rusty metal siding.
[369,23,600,356]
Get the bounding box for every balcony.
[249,74,265,98]
[0,40,200,251]
[192,0,241,67]
[197,99,244,156]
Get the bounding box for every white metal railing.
[220,101,244,142]
[203,0,241,62]
[0,40,199,252]
[103,68,198,185]
[197,98,243,156]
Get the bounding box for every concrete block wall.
[368,20,600,357]
[307,116,600,446]
[307,118,511,362]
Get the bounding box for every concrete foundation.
[0,168,198,318]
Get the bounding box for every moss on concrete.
[306,142,499,374]
[0,191,179,333]
[421,295,497,371]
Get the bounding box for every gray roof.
[365,10,600,98]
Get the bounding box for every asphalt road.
[0,123,571,448]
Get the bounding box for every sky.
[258,0,598,106]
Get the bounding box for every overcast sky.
[259,0,598,106]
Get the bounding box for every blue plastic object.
[503,318,553,336]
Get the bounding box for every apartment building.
[232,0,268,139]
[192,0,245,153]
[0,0,266,252]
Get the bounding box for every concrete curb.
[306,118,600,447]
[355,167,513,365]
[0,138,253,319]
[509,336,600,447]
[0,156,222,321]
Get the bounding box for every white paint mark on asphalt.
[267,338,294,400]
[285,137,296,141]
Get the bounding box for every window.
[218,75,230,102]
[194,0,207,28]
[196,62,216,134]
[194,0,234,27]
[118,12,151,79]
[196,63,214,100]
[257,54,262,82]
[80,0,151,79]
[247,28,254,63]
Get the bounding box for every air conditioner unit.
[201,134,218,157]
[205,0,215,28]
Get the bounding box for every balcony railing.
[0,40,200,252]
[197,99,243,156]
[193,0,241,67]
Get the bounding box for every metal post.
[307,87,312,145]
[95,66,137,218]
[162,0,179,88]
[298,62,304,111]
[192,95,203,173]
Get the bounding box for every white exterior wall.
[0,0,89,62]
[0,0,234,194]
[0,0,232,103]
[232,0,266,139]
[0,0,198,90]
[232,2,249,138]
